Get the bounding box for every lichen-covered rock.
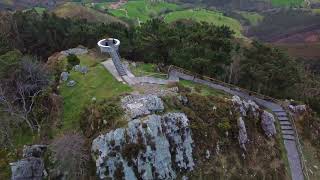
[67,80,76,87]
[23,145,47,158]
[10,157,45,180]
[238,117,248,150]
[61,47,88,56]
[11,145,47,180]
[232,96,259,117]
[74,65,88,74]
[60,71,69,81]
[92,112,194,180]
[289,104,306,114]
[261,111,276,137]
[121,95,164,119]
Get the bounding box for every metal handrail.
[168,65,280,103]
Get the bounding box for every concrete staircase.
[274,110,296,141]
[109,50,127,76]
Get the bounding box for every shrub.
[66,54,80,70]
[49,132,90,179]
[80,99,124,137]
[194,85,202,93]
[217,118,231,132]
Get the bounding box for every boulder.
[23,145,47,158]
[121,95,164,119]
[61,47,88,56]
[261,111,276,137]
[60,72,69,81]
[92,112,194,180]
[232,96,259,117]
[11,145,47,180]
[74,65,88,74]
[289,104,306,114]
[238,117,248,151]
[10,157,45,180]
[67,80,76,87]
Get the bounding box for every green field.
[164,9,243,37]
[271,0,304,7]
[238,11,264,26]
[60,55,131,130]
[109,0,180,22]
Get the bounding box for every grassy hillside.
[238,11,264,26]
[164,9,243,37]
[271,0,304,7]
[54,3,127,25]
[109,0,180,22]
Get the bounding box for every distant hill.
[0,0,67,10]
[53,3,128,25]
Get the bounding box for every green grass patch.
[271,0,304,7]
[130,63,167,78]
[23,7,47,14]
[179,80,230,97]
[238,11,264,26]
[59,55,132,131]
[164,9,243,37]
[109,0,180,22]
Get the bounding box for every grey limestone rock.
[121,95,164,119]
[67,80,76,87]
[10,157,45,180]
[60,72,69,82]
[261,111,277,137]
[11,145,47,180]
[91,112,194,180]
[73,65,88,74]
[238,117,248,151]
[232,95,259,117]
[61,48,88,56]
[289,104,306,114]
[23,145,47,158]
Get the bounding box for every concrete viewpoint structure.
[98,38,127,77]
[98,38,175,85]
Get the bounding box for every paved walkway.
[169,69,304,180]
[102,59,176,85]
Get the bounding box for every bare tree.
[0,57,51,132]
[50,132,90,179]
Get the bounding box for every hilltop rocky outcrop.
[92,95,194,179]
[91,93,280,179]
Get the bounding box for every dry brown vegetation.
[53,3,127,25]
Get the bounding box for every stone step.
[273,109,284,112]
[274,111,287,116]
[278,116,289,121]
[281,129,295,135]
[279,121,291,125]
[283,134,295,141]
[281,125,293,130]
[276,114,287,118]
